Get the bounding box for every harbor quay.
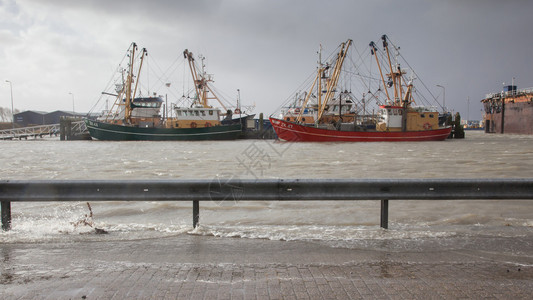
[1,234,532,299]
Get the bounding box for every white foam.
[188,224,457,243]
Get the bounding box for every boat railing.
[2,178,532,231]
[485,86,533,99]
[410,105,439,112]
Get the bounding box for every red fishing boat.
[270,117,452,142]
[270,36,452,142]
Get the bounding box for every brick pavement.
[1,235,533,299]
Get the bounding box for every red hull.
[270,118,452,142]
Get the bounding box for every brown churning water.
[1,131,532,248]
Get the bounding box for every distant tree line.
[0,107,20,122]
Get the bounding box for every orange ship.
[482,85,533,135]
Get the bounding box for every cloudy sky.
[1,0,532,121]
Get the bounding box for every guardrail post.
[380,199,388,229]
[193,200,199,228]
[1,201,11,231]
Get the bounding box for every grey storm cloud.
[1,0,533,120]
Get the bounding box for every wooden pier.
[0,118,89,140]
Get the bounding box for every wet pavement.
[1,234,533,299]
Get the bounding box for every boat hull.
[85,119,242,141]
[269,118,452,142]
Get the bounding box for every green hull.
[85,119,242,141]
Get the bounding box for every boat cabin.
[97,97,164,127]
[131,97,163,118]
[377,105,403,131]
[281,107,317,124]
[330,103,353,114]
[127,97,163,127]
[377,105,439,132]
[170,107,222,128]
[405,106,439,131]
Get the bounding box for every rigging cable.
[87,45,131,115]
[385,36,443,111]
[272,43,345,116]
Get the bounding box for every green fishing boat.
[85,43,242,141]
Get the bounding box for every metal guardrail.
[2,179,533,231]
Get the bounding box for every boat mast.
[132,47,148,110]
[382,35,406,107]
[183,49,227,111]
[369,41,391,103]
[317,44,323,120]
[184,49,206,108]
[382,35,400,105]
[236,89,242,115]
[296,72,319,123]
[103,67,126,122]
[297,44,328,123]
[403,81,413,105]
[122,43,148,123]
[124,43,137,123]
[316,39,352,122]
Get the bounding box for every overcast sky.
[1,0,532,120]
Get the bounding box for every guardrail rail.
[1,179,532,231]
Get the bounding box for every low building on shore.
[14,110,85,127]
